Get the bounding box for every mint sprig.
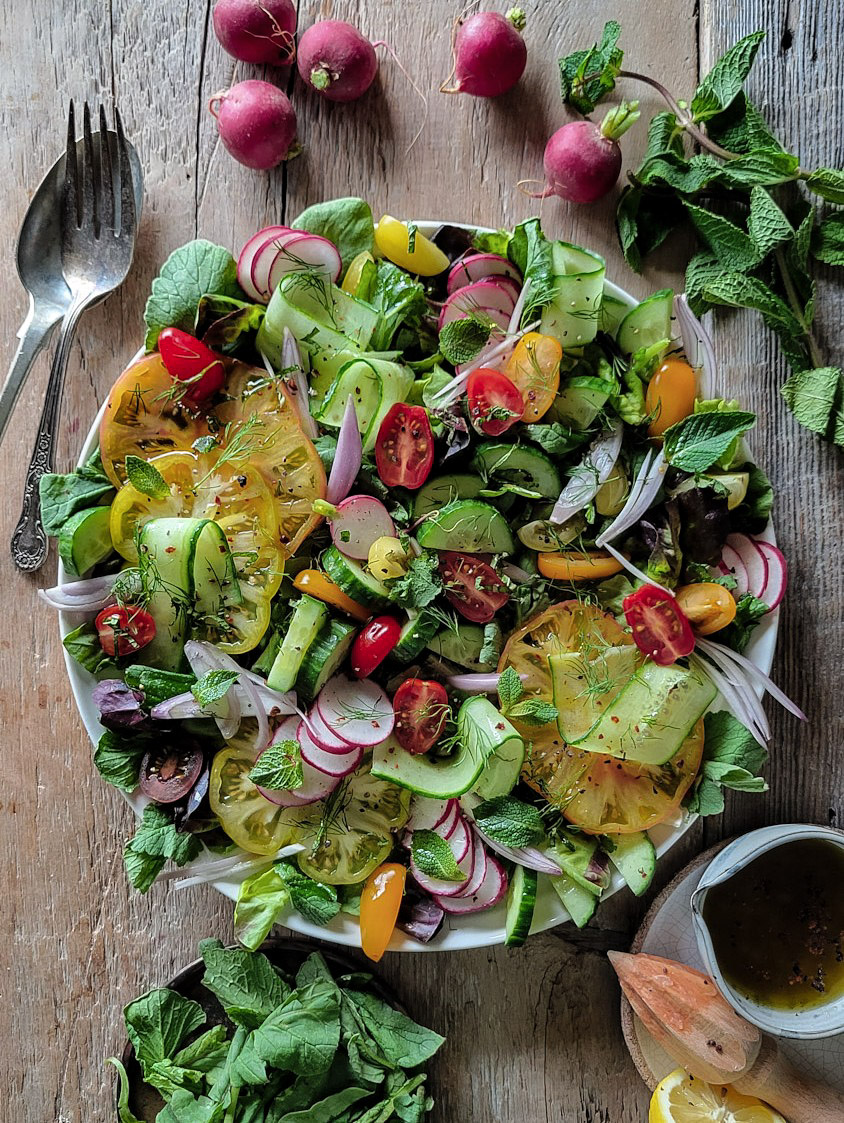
[497,666,558,726]
[125,455,170,500]
[248,740,303,792]
[411,829,465,882]
[438,317,492,366]
[191,669,239,708]
[472,796,545,848]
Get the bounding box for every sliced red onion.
[550,420,623,525]
[184,640,242,739]
[675,294,714,399]
[501,562,532,584]
[281,328,319,439]
[39,573,120,612]
[696,637,806,721]
[151,691,204,721]
[507,277,532,335]
[326,396,363,503]
[397,896,445,943]
[167,843,306,889]
[691,654,768,747]
[601,541,670,594]
[596,449,667,547]
[446,672,527,692]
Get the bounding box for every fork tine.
[81,102,98,234]
[98,104,115,233]
[114,107,136,238]
[62,100,79,228]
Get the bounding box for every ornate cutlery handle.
[11,298,88,572]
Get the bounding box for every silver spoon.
[0,110,143,447]
[10,103,143,572]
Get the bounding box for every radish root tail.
[372,40,429,153]
[517,178,553,199]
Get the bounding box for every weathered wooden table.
[2,2,842,1119]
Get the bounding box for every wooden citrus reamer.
[609,951,844,1122]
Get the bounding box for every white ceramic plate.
[57,220,779,952]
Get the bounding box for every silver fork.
[11,102,139,572]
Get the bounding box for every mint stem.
[774,248,825,368]
[618,69,740,161]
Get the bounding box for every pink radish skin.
[447,253,522,294]
[304,705,359,753]
[297,721,363,777]
[212,0,297,66]
[238,225,293,300]
[317,495,395,560]
[268,232,343,285]
[241,228,344,302]
[753,539,787,609]
[451,833,488,899]
[439,302,511,334]
[716,543,749,596]
[316,674,395,746]
[727,533,768,600]
[472,274,522,304]
[447,11,527,99]
[541,121,622,204]
[210,80,298,170]
[444,815,472,864]
[297,20,378,103]
[436,853,508,913]
[407,797,457,833]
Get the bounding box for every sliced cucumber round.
[616,288,674,355]
[58,505,113,577]
[413,474,485,520]
[472,442,561,499]
[295,618,358,702]
[322,546,391,610]
[391,610,440,665]
[415,499,515,554]
[504,864,538,947]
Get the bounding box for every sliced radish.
[479,275,522,304]
[407,797,458,833]
[447,253,522,294]
[726,533,768,600]
[438,282,516,332]
[715,542,749,596]
[251,230,300,300]
[304,705,359,754]
[445,814,472,864]
[437,854,508,914]
[269,232,342,287]
[410,829,476,898]
[439,802,461,840]
[316,675,395,746]
[325,495,395,561]
[439,302,511,335]
[297,721,362,777]
[452,832,488,899]
[754,539,787,609]
[237,225,293,301]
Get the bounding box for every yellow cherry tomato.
[292,569,371,622]
[595,460,629,517]
[537,551,624,581]
[374,216,449,276]
[368,535,409,581]
[674,582,737,635]
[504,332,562,422]
[646,358,698,438]
[360,862,407,962]
[341,250,375,295]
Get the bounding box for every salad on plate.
[40,197,802,954]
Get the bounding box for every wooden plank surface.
[0,1,840,1120]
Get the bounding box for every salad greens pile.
[559,22,844,449]
[109,941,443,1123]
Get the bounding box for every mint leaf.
[507,698,558,726]
[683,203,760,271]
[559,20,623,115]
[718,149,800,188]
[292,197,375,271]
[387,551,442,610]
[690,30,765,122]
[199,938,289,1028]
[234,867,290,952]
[248,739,303,792]
[719,593,770,653]
[93,730,146,792]
[124,804,202,893]
[124,988,206,1075]
[496,666,524,712]
[472,795,545,847]
[522,421,588,457]
[747,186,793,257]
[411,829,465,882]
[275,861,341,926]
[663,410,756,472]
[812,212,844,266]
[191,669,239,708]
[781,366,842,438]
[144,240,242,350]
[805,167,844,205]
[438,317,491,365]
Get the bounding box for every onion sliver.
[550,420,623,525]
[326,396,363,503]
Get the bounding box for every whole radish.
[297,20,378,102]
[537,102,640,204]
[209,80,299,170]
[212,0,297,66]
[443,8,527,98]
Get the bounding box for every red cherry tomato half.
[467,368,523,436]
[439,551,509,624]
[393,678,449,755]
[95,604,157,657]
[158,327,226,407]
[622,585,695,666]
[374,403,434,490]
[349,615,403,678]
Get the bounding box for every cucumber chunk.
[505,865,538,947]
[267,595,328,692]
[598,291,630,336]
[552,383,610,430]
[541,242,606,348]
[413,474,486,520]
[605,831,656,897]
[427,623,495,671]
[415,499,515,554]
[296,618,358,702]
[616,288,674,355]
[391,611,440,665]
[576,661,717,766]
[322,547,391,610]
[472,442,561,499]
[315,358,382,431]
[472,709,525,800]
[550,645,642,744]
[547,870,598,928]
[58,505,113,577]
[137,518,202,671]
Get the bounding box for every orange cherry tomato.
[537,551,623,581]
[292,569,371,621]
[646,358,698,438]
[504,331,562,422]
[674,582,737,635]
[360,862,407,962]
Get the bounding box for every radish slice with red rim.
[237,225,293,300]
[753,540,787,609]
[322,495,395,560]
[716,543,749,596]
[439,802,461,839]
[450,833,488,899]
[445,814,472,864]
[407,796,458,833]
[304,705,359,753]
[726,533,768,600]
[436,853,508,914]
[297,720,363,777]
[316,674,395,745]
[255,715,310,805]
[471,274,522,304]
[410,826,476,898]
[268,232,343,285]
[438,282,516,332]
[447,253,522,293]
